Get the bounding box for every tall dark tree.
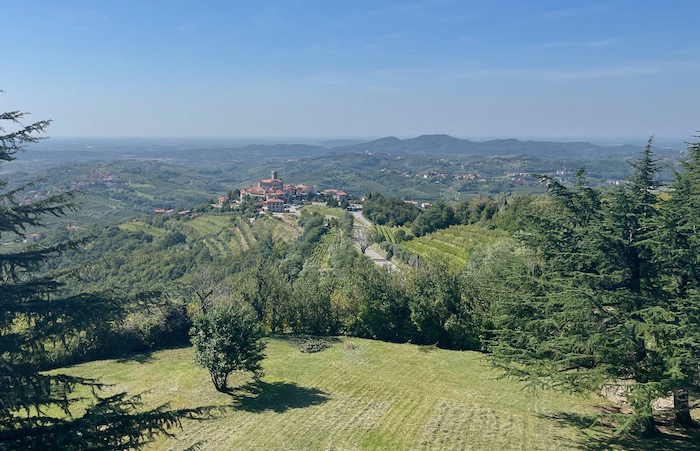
[604,138,660,294]
[0,104,194,448]
[485,153,695,436]
[655,137,700,427]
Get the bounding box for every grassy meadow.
[56,337,634,451]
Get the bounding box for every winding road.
[351,211,397,270]
[282,206,396,270]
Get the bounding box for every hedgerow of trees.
[361,192,421,226]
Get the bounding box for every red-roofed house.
[266,189,288,201]
[240,186,267,200]
[24,233,44,242]
[258,170,283,190]
[320,189,348,201]
[294,183,316,196]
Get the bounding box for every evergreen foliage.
[483,142,700,435]
[6,108,697,440]
[0,104,196,449]
[655,137,700,427]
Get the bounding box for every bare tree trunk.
[353,227,369,254]
[212,372,228,392]
[674,389,696,427]
[640,415,658,438]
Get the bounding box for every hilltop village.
[232,171,348,213]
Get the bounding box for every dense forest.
[2,106,699,448]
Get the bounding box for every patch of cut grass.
[55,338,631,450]
[304,205,347,218]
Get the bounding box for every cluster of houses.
[150,171,350,216]
[55,170,123,192]
[379,167,483,181]
[404,200,433,210]
[236,171,348,213]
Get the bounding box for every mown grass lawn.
[58,339,589,450]
[56,338,696,450]
[303,205,348,218]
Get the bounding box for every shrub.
[190,301,265,392]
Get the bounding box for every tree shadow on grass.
[115,351,155,364]
[542,410,700,451]
[273,334,341,346]
[114,343,192,364]
[226,380,330,413]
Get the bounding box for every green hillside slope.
[58,338,609,450]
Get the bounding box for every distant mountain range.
[331,134,651,158]
[26,135,666,165]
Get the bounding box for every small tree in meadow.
[190,301,265,392]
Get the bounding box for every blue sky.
[2,0,699,141]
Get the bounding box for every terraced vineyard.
[373,225,398,244]
[307,227,350,270]
[118,213,302,260]
[116,213,303,264]
[180,215,255,257]
[266,215,302,242]
[399,225,506,270]
[57,338,617,450]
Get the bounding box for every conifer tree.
[487,145,699,436]
[0,103,195,448]
[655,137,700,427]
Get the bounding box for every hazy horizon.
[35,134,690,150]
[2,1,698,141]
